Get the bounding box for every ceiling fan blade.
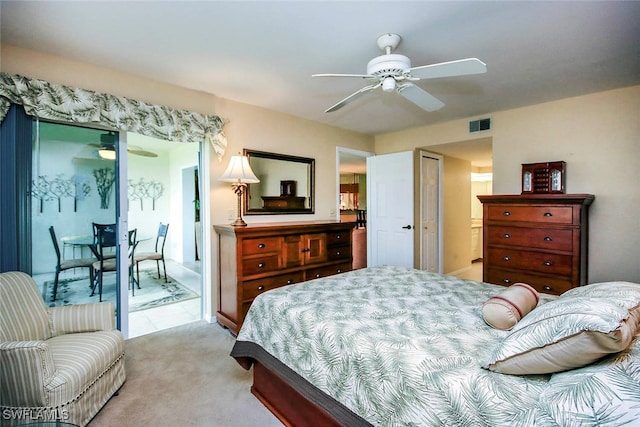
[325,82,382,113]
[313,73,376,79]
[127,147,158,157]
[397,83,445,112]
[408,58,487,80]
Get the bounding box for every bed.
[231,266,640,426]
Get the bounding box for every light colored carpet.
[89,321,283,427]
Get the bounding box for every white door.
[420,153,441,272]
[367,151,414,268]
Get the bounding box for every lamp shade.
[219,155,260,183]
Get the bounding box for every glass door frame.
[115,132,130,336]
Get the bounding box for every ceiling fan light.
[382,77,396,92]
[98,149,116,160]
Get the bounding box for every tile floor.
[128,259,202,338]
[451,260,483,282]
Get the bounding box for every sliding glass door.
[1,109,203,337]
[31,121,128,330]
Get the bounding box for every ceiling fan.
[313,33,487,113]
[89,131,158,159]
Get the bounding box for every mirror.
[244,149,315,215]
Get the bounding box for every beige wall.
[1,45,374,320]
[441,155,472,274]
[210,97,373,225]
[376,86,640,283]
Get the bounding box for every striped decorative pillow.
[482,283,539,330]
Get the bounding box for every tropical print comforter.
[231,266,640,426]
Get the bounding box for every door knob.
[402,225,412,230]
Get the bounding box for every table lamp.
[219,154,260,226]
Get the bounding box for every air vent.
[469,117,491,133]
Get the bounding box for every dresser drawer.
[487,247,573,276]
[486,268,574,295]
[306,262,352,280]
[486,205,573,224]
[241,254,280,276]
[242,237,281,255]
[487,226,573,251]
[242,272,304,300]
[327,244,351,261]
[327,231,351,246]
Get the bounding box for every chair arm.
[48,301,116,336]
[0,341,56,406]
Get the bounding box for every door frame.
[115,132,129,335]
[335,147,374,220]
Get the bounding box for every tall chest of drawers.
[214,221,355,334]
[478,194,594,295]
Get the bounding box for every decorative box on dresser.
[214,221,355,334]
[478,194,594,295]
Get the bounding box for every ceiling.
[2,1,639,136]
[2,1,639,172]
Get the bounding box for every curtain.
[0,72,227,160]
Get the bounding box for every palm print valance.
[0,72,227,160]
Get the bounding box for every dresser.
[214,221,355,334]
[478,194,594,295]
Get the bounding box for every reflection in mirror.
[244,149,315,214]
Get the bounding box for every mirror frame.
[243,149,315,215]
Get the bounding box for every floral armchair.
[0,271,126,426]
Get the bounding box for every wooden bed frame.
[251,361,343,427]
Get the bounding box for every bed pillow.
[482,283,539,330]
[484,281,640,375]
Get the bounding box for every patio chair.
[92,222,117,260]
[49,226,96,302]
[91,226,139,301]
[0,271,126,426]
[135,222,169,283]
[356,209,367,228]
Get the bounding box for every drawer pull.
[286,280,293,284]
[544,236,553,241]
[257,285,265,291]
[315,274,321,278]
[502,279,511,284]
[543,212,553,217]
[503,211,511,216]
[337,269,342,273]
[503,256,511,261]
[543,285,553,291]
[258,243,266,249]
[503,233,511,238]
[336,251,341,256]
[336,235,342,239]
[258,263,265,268]
[543,261,553,267]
